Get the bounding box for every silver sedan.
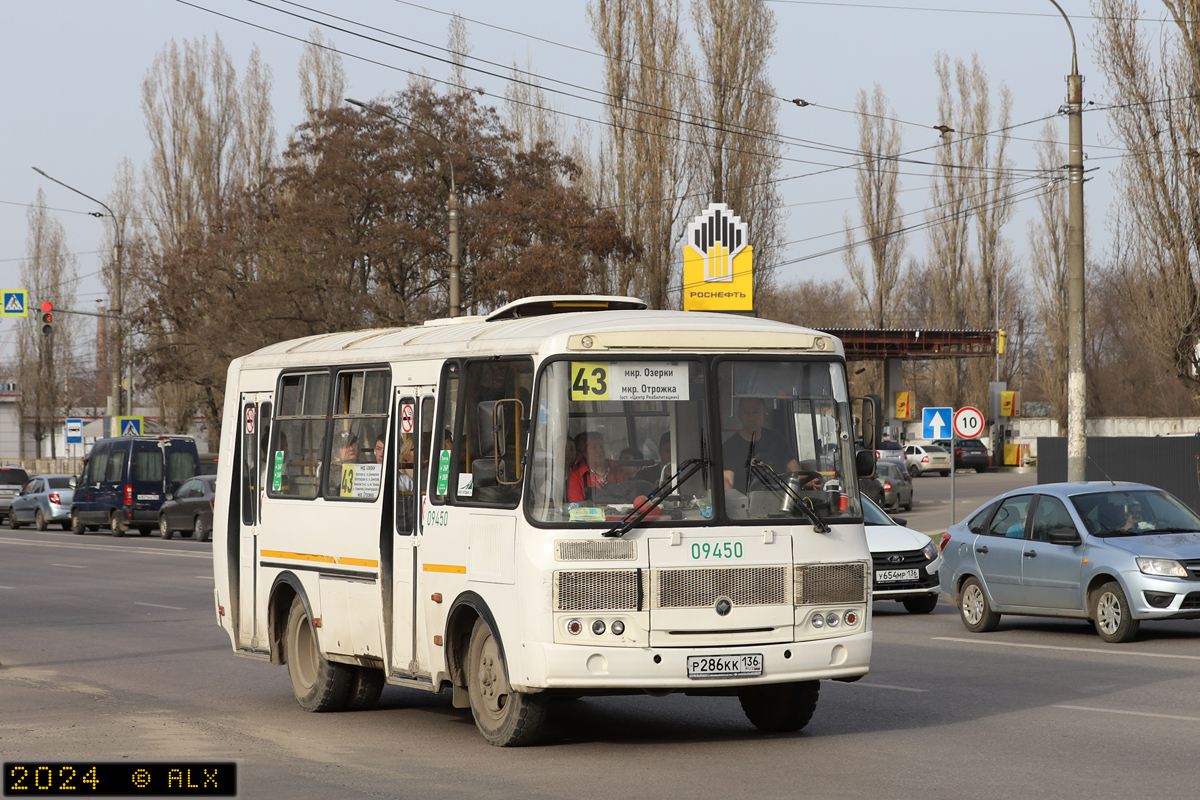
[939,481,1200,643]
[8,474,76,531]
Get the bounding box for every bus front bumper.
[516,630,872,691]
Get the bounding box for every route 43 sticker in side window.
[570,362,689,402]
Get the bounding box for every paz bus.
[212,295,879,745]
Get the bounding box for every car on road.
[159,475,217,541]
[876,458,913,511]
[7,474,75,530]
[933,438,990,472]
[72,435,199,536]
[0,467,30,521]
[864,497,940,613]
[940,481,1200,642]
[905,443,951,477]
[875,440,904,461]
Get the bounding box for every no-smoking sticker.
[245,405,256,435]
[400,403,415,434]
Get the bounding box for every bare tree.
[843,85,906,329]
[16,191,79,458]
[1093,0,1200,399]
[690,0,784,298]
[298,28,346,122]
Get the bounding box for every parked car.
[904,443,951,477]
[875,440,904,461]
[8,474,75,530]
[0,467,31,521]
[932,438,990,472]
[876,458,913,511]
[940,481,1200,643]
[864,497,940,613]
[159,475,217,542]
[71,435,199,537]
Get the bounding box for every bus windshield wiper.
[747,458,831,533]
[603,457,708,538]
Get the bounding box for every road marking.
[933,637,1200,661]
[134,602,186,611]
[1055,705,1200,722]
[0,536,210,559]
[52,563,86,569]
[0,585,14,589]
[846,682,929,693]
[194,575,214,580]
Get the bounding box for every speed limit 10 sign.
[953,406,984,439]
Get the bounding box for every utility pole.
[32,167,124,431]
[1048,1,1088,482]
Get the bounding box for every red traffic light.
[41,301,52,313]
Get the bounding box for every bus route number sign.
[571,362,609,401]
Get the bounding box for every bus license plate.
[875,569,919,583]
[686,654,763,679]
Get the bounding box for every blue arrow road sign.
[922,407,952,440]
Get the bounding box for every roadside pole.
[950,407,985,527]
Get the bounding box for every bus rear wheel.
[738,680,820,733]
[467,617,548,746]
[285,596,352,712]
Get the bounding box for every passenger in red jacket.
[567,431,628,503]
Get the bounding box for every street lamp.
[1047,1,1087,481]
[31,167,126,429]
[344,97,461,318]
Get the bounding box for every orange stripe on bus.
[423,563,467,574]
[261,550,335,563]
[337,557,380,568]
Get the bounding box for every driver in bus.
[567,431,630,503]
[722,397,809,494]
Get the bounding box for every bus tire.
[467,617,548,746]
[738,680,820,733]
[285,596,352,712]
[346,667,385,711]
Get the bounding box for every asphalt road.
[4,519,1200,800]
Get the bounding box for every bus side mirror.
[856,448,876,478]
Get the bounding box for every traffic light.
[40,301,52,336]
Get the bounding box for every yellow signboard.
[895,391,913,419]
[683,203,753,312]
[1000,390,1020,417]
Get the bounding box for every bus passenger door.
[392,390,433,675]
[237,392,273,651]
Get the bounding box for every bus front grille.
[555,539,637,561]
[795,563,868,604]
[650,566,791,609]
[554,569,644,611]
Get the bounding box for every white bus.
[212,295,879,746]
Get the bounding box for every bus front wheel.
[285,596,352,712]
[738,680,820,733]
[466,617,548,746]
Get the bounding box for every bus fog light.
[811,613,824,628]
[611,620,625,635]
[825,612,840,627]
[592,619,606,635]
[843,610,858,626]
[567,619,583,635]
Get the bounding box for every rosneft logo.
[682,202,754,312]
[688,204,747,283]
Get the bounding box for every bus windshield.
[716,359,861,522]
[528,359,713,524]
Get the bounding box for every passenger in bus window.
[397,437,415,492]
[374,436,386,465]
[329,430,358,493]
[567,432,628,503]
[636,432,672,484]
[722,397,801,493]
[618,447,642,482]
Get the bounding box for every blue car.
[939,481,1200,643]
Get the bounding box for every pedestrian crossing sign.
[2,291,28,317]
[117,416,144,437]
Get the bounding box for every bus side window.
[269,372,331,500]
[458,359,533,508]
[430,362,460,506]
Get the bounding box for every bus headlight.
[567,619,583,635]
[811,613,824,629]
[591,619,607,635]
[843,610,858,626]
[611,620,625,635]
[825,612,840,627]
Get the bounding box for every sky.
[0,0,1143,364]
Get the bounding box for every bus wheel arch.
[268,572,310,666]
[445,592,507,709]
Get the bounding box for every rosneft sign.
[683,203,753,312]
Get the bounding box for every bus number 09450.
[691,541,742,560]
